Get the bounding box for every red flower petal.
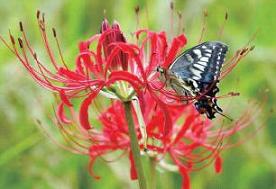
[58,67,85,80]
[214,155,223,174]
[147,89,172,137]
[107,71,144,92]
[57,102,71,124]
[104,47,121,77]
[173,111,198,144]
[97,29,125,73]
[79,86,103,130]
[76,52,95,74]
[79,41,89,52]
[163,34,187,68]
[110,43,146,79]
[101,19,110,33]
[59,90,72,107]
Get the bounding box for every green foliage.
[0,0,275,188]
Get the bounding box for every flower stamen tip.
[170,1,174,10]
[19,21,24,31]
[18,38,23,48]
[36,10,40,19]
[225,12,229,20]
[9,33,15,45]
[52,28,57,37]
[250,45,255,51]
[134,5,140,14]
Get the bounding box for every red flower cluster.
[0,11,257,189]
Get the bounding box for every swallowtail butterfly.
[157,41,229,119]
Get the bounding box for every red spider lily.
[89,91,262,189]
[0,10,258,189]
[0,11,189,135]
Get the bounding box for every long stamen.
[17,37,56,90]
[220,46,253,79]
[135,6,140,30]
[177,11,183,35]
[0,32,16,53]
[18,22,60,84]
[36,10,59,70]
[218,12,228,39]
[35,119,88,154]
[198,10,208,43]
[170,1,174,36]
[52,28,69,69]
[145,0,150,28]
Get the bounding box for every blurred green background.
[0,0,276,188]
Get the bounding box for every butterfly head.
[156,65,168,83]
[156,65,165,74]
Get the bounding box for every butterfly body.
[158,41,228,119]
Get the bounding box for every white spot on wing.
[198,61,208,66]
[205,49,212,53]
[193,49,202,57]
[190,79,200,92]
[205,53,211,57]
[200,57,209,62]
[192,75,201,80]
[190,68,202,79]
[193,64,205,71]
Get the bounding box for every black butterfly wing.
[167,41,229,120]
[169,41,228,83]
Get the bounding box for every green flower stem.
[149,157,157,189]
[123,101,147,189]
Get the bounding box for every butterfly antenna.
[216,110,233,121]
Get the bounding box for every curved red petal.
[163,34,187,68]
[79,86,103,130]
[107,71,144,91]
[135,29,150,39]
[97,29,125,73]
[59,90,72,107]
[57,102,71,124]
[58,67,85,80]
[147,89,173,137]
[104,47,121,77]
[110,43,146,79]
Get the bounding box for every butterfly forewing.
[169,41,228,83]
